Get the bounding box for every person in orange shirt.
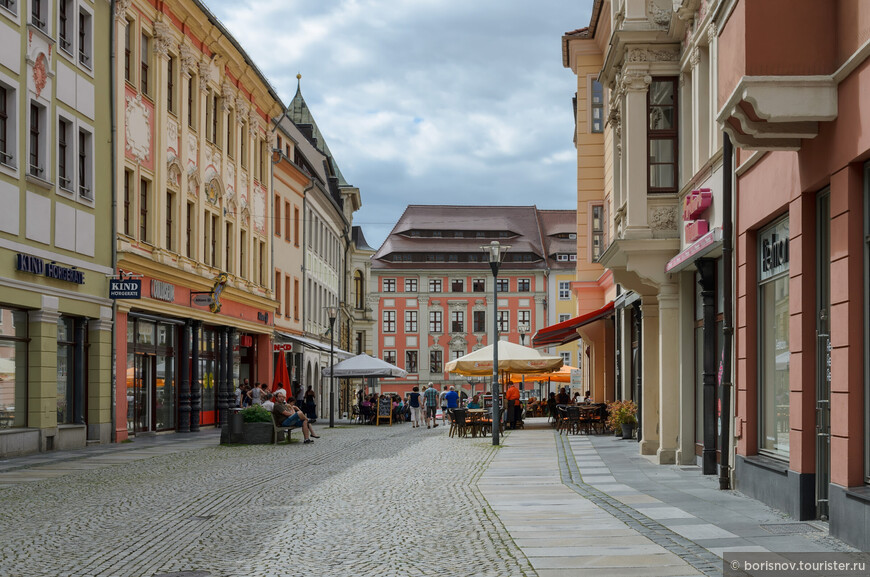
[505,384,521,430]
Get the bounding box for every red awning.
[532,301,615,347]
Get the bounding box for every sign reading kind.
[16,253,85,284]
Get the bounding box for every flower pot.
[621,423,635,439]
[240,422,273,444]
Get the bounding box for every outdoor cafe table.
[467,409,488,437]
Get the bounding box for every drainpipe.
[719,132,734,490]
[109,0,117,443]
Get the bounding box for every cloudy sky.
[207,0,591,249]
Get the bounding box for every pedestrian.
[439,385,449,426]
[445,386,459,422]
[304,386,317,422]
[423,382,440,429]
[408,386,422,428]
[248,383,263,405]
[506,383,521,430]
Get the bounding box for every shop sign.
[150,279,175,302]
[16,253,84,284]
[274,343,294,352]
[240,335,253,348]
[258,312,269,322]
[109,279,141,299]
[759,219,789,282]
[192,294,213,307]
[683,188,712,244]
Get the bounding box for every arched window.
[354,270,364,309]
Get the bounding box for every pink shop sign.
[683,188,712,244]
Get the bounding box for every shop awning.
[532,301,615,348]
[274,331,354,359]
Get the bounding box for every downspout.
[109,0,117,443]
[719,132,734,490]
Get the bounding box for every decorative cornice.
[621,72,652,93]
[626,48,681,64]
[647,0,672,27]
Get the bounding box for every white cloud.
[206,0,591,248]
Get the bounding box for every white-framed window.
[558,281,571,300]
[557,254,569,262]
[405,350,418,373]
[140,30,150,95]
[382,278,396,293]
[0,0,18,19]
[472,278,485,292]
[429,278,442,293]
[451,279,464,292]
[559,313,571,323]
[429,310,442,333]
[450,349,464,362]
[405,310,417,333]
[0,79,18,171]
[496,278,509,292]
[383,350,396,365]
[167,54,177,115]
[518,310,530,332]
[451,310,464,333]
[473,310,486,333]
[58,0,72,54]
[30,0,47,31]
[78,5,92,69]
[589,78,604,134]
[591,204,605,261]
[518,278,530,292]
[560,352,572,366]
[77,126,92,199]
[28,101,47,179]
[497,310,509,334]
[57,115,73,192]
[429,349,442,373]
[404,278,417,292]
[382,310,396,333]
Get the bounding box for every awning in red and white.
[532,301,615,348]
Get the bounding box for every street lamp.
[482,240,510,445]
[326,305,339,428]
[518,323,529,392]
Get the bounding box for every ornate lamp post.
[483,240,510,445]
[326,305,339,428]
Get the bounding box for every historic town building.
[0,0,113,456]
[112,0,282,439]
[370,205,570,399]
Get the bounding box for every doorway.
[816,190,831,520]
[132,353,155,433]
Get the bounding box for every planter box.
[240,422,273,445]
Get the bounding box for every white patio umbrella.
[445,341,563,376]
[321,353,408,378]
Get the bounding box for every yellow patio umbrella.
[446,341,563,376]
[507,365,577,383]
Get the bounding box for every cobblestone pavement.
[0,424,534,577]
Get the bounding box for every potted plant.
[606,400,638,439]
[238,405,274,444]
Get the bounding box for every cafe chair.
[449,409,470,438]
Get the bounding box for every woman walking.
[408,386,422,428]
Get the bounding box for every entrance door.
[816,191,831,520]
[133,353,156,433]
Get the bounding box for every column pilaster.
[622,71,652,239]
[639,295,659,455]
[657,282,680,464]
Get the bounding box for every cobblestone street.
[0,424,533,577]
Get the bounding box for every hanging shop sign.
[16,253,85,284]
[109,278,142,299]
[150,279,175,303]
[759,218,790,282]
[683,188,713,244]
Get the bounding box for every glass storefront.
[127,317,177,433]
[759,219,790,458]
[0,307,27,429]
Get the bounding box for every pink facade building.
[369,206,574,398]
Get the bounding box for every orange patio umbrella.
[508,365,577,383]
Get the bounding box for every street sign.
[192,294,213,306]
[109,279,141,299]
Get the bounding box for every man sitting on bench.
[272,389,319,444]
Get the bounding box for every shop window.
[430,350,442,373]
[648,78,678,192]
[57,316,86,425]
[0,308,28,429]
[758,218,790,459]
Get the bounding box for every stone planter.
[240,422,273,445]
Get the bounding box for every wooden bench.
[272,419,300,444]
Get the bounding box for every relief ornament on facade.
[649,206,679,232]
[125,93,152,164]
[152,20,173,57]
[647,0,673,27]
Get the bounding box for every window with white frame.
[560,352,571,366]
[518,278,530,292]
[405,310,417,333]
[497,310,509,334]
[383,350,396,365]
[451,310,464,333]
[77,127,92,199]
[140,31,150,95]
[496,278,509,292]
[0,0,17,15]
[404,278,417,292]
[78,7,92,69]
[58,0,72,54]
[559,313,571,323]
[558,281,571,300]
[557,254,569,262]
[450,349,464,361]
[451,279,464,293]
[429,350,442,373]
[57,116,72,191]
[0,84,12,167]
[518,310,530,332]
[473,310,485,333]
[28,101,46,178]
[405,350,418,373]
[382,278,396,292]
[591,204,604,261]
[429,278,442,293]
[382,310,396,333]
[472,278,485,292]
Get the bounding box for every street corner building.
[0,0,114,455]
[112,0,282,439]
